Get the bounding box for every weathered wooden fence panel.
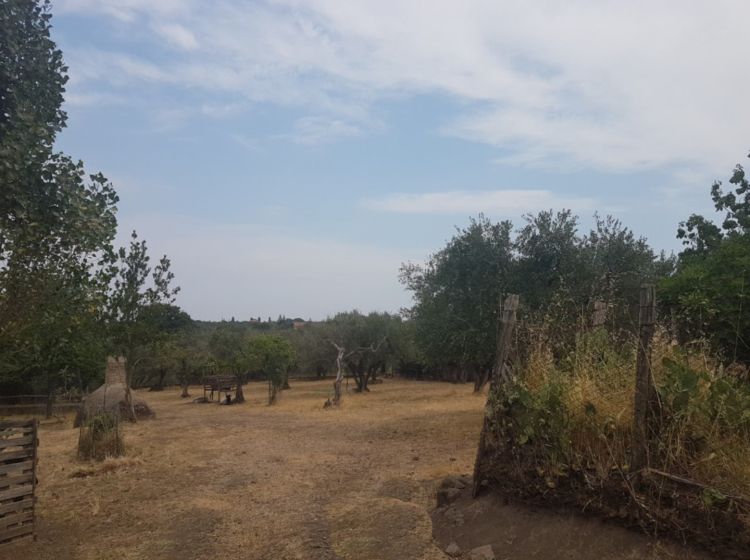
[0,420,38,546]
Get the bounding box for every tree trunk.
[331,343,345,406]
[180,381,190,398]
[354,366,370,392]
[151,368,167,391]
[473,294,519,497]
[122,356,137,422]
[235,382,245,403]
[473,366,489,392]
[45,392,54,419]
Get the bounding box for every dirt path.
[3,379,714,559]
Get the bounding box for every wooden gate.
[0,420,38,546]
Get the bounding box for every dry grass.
[6,379,484,560]
[3,377,735,560]
[521,329,750,497]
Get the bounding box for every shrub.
[77,412,125,461]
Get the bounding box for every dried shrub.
[77,412,125,461]
[478,324,750,554]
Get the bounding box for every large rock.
[445,542,462,557]
[439,475,470,490]
[74,382,155,427]
[436,487,462,507]
[469,545,495,560]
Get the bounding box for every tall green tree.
[662,152,750,365]
[0,0,119,396]
[127,303,193,389]
[106,231,180,372]
[246,335,296,404]
[400,215,514,388]
[326,311,398,392]
[402,211,667,385]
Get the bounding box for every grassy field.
[8,379,483,560]
[4,378,716,559]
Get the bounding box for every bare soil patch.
[433,485,715,560]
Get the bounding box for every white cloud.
[231,133,262,152]
[365,189,597,215]
[152,23,199,50]
[284,116,361,145]
[63,91,129,107]
[114,216,412,320]
[58,1,750,172]
[57,0,187,21]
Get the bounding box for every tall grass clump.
[77,411,125,461]
[489,324,750,498]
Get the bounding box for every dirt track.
[5,379,713,559]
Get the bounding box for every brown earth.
[433,485,714,560]
[2,379,716,559]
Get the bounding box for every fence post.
[472,294,519,497]
[592,300,607,327]
[631,284,658,472]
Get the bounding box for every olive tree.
[245,335,296,404]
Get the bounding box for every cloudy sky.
[52,0,749,320]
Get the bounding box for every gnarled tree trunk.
[235,375,246,403]
[331,342,345,406]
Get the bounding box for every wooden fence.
[0,420,38,546]
[0,394,81,417]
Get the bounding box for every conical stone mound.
[74,357,155,427]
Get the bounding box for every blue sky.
[51,1,749,320]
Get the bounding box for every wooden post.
[490,294,519,387]
[472,294,520,497]
[631,285,658,472]
[592,300,607,327]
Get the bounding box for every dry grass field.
[7,379,481,560]
[4,379,715,560]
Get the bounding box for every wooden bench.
[202,375,239,402]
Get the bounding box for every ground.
[5,379,714,559]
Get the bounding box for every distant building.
[292,320,305,330]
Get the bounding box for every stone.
[444,506,465,527]
[469,544,495,560]
[436,487,461,507]
[445,542,461,557]
[440,475,468,490]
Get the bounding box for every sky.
[50,0,750,320]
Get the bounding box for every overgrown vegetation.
[487,328,750,496]
[466,157,750,554]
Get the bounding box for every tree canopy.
[0,0,178,396]
[401,211,667,387]
[662,152,750,365]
